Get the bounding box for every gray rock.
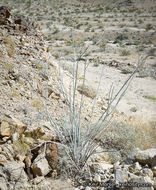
[153,178,156,189]
[142,168,153,179]
[134,162,142,170]
[0,177,7,190]
[152,166,156,177]
[4,161,28,182]
[128,148,140,161]
[85,187,92,190]
[32,176,45,185]
[100,163,113,171]
[31,153,51,177]
[115,168,128,183]
[131,176,153,190]
[134,148,156,167]
[93,174,101,183]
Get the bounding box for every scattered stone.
[115,168,128,183]
[0,115,27,137]
[0,121,10,136]
[0,177,7,190]
[152,166,156,177]
[4,161,28,182]
[130,176,153,190]
[85,187,92,190]
[1,144,15,161]
[100,163,113,171]
[31,153,51,177]
[142,168,153,179]
[93,174,101,183]
[0,154,7,165]
[153,178,156,189]
[10,116,27,134]
[32,176,45,185]
[134,162,142,170]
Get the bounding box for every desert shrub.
[96,120,155,163]
[105,6,110,12]
[138,19,143,24]
[32,98,44,111]
[2,62,14,70]
[143,96,156,101]
[32,32,149,176]
[2,36,16,57]
[120,49,131,56]
[48,52,146,174]
[145,23,153,31]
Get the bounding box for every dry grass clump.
[120,49,131,56]
[2,62,14,70]
[97,119,156,163]
[32,98,44,111]
[2,36,16,57]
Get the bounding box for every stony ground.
[0,0,156,190]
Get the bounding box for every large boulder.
[128,148,156,167]
[135,148,156,167]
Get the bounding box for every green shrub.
[145,23,153,31]
[120,49,131,56]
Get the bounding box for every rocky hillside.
[0,2,156,190]
[0,6,74,190]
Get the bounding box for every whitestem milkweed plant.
[45,33,148,172]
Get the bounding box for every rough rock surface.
[133,148,156,167]
[31,153,51,177]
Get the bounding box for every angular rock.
[152,166,156,177]
[142,168,153,179]
[10,116,27,134]
[32,176,44,185]
[1,144,15,161]
[93,174,101,183]
[0,154,7,165]
[31,153,51,177]
[133,148,156,167]
[0,177,7,190]
[134,162,142,171]
[130,176,153,190]
[46,143,58,170]
[85,187,92,190]
[4,161,28,182]
[115,168,128,183]
[0,115,27,137]
[100,163,113,171]
[153,178,156,189]
[0,121,11,136]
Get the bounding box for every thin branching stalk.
[29,27,149,172]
